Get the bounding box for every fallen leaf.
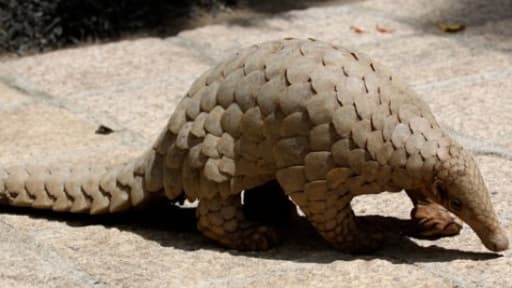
[350,26,366,34]
[95,125,114,135]
[437,22,465,33]
[376,25,394,33]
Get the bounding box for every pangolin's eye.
[450,199,463,211]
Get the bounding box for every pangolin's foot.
[410,202,462,238]
[197,193,281,251]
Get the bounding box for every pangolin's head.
[429,145,508,252]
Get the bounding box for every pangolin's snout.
[481,229,509,252]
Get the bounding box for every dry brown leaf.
[350,26,366,34]
[376,25,394,33]
[437,22,465,33]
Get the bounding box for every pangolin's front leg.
[277,167,384,253]
[406,189,462,238]
[288,188,384,253]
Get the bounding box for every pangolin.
[0,38,508,253]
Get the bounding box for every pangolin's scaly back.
[152,38,454,202]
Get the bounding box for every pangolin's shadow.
[0,202,500,264]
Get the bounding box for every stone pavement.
[1,0,512,287]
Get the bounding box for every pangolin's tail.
[0,150,164,214]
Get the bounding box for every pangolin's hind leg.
[406,189,462,238]
[286,188,384,254]
[196,181,281,251]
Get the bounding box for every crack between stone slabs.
[68,76,187,109]
[0,219,107,287]
[0,66,147,150]
[172,36,225,66]
[442,125,512,161]
[352,30,427,50]
[413,66,512,93]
